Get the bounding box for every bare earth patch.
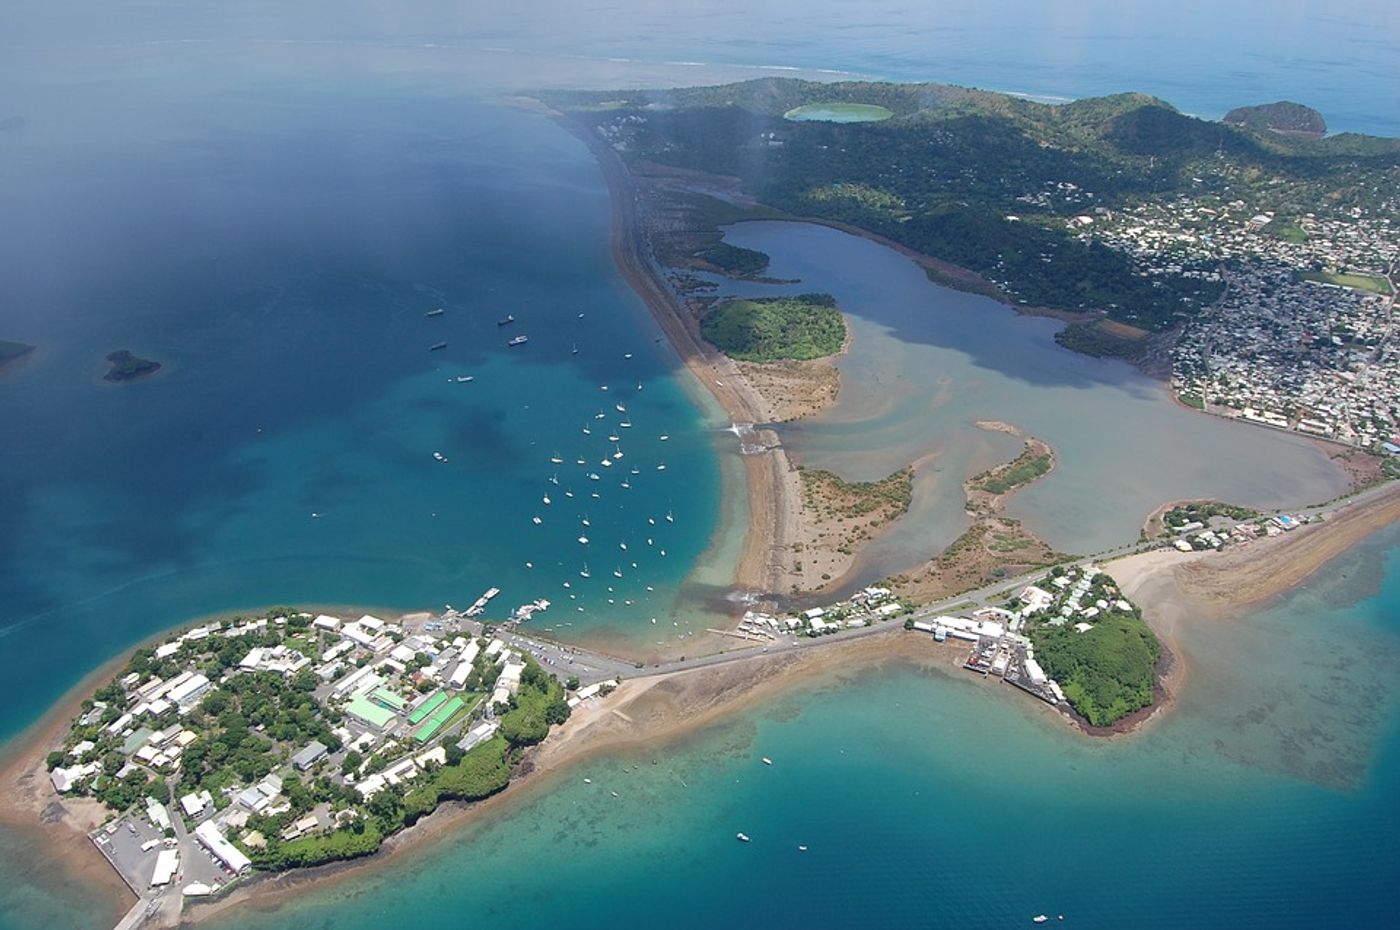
[890,436,1069,600]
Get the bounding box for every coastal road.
[508,481,1399,688]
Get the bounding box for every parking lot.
[93,809,235,896]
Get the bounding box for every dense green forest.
[549,78,1400,330]
[701,293,845,361]
[1031,612,1160,727]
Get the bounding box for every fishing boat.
[429,342,448,351]
[507,335,528,347]
[497,314,515,326]
[425,307,445,317]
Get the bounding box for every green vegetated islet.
[0,340,36,364]
[970,449,1052,496]
[1032,611,1159,727]
[103,349,161,382]
[1018,566,1160,727]
[701,292,845,362]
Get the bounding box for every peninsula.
[8,78,1400,927]
[542,78,1400,450]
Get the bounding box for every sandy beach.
[1102,479,1400,734]
[556,111,811,601]
[7,473,1399,925]
[6,100,1400,928]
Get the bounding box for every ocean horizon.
[2,2,1399,927]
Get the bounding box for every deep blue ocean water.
[2,3,1399,927]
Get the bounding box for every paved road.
[507,480,1400,686]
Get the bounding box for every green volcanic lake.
[783,102,894,122]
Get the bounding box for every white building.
[150,849,180,887]
[194,821,252,874]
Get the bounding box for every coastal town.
[46,598,620,921]
[1073,191,1399,449]
[33,456,1397,929]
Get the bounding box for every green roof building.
[346,693,395,729]
[406,690,448,725]
[413,696,465,743]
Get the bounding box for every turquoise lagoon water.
[3,4,1400,928]
[0,85,737,744]
[202,523,1400,930]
